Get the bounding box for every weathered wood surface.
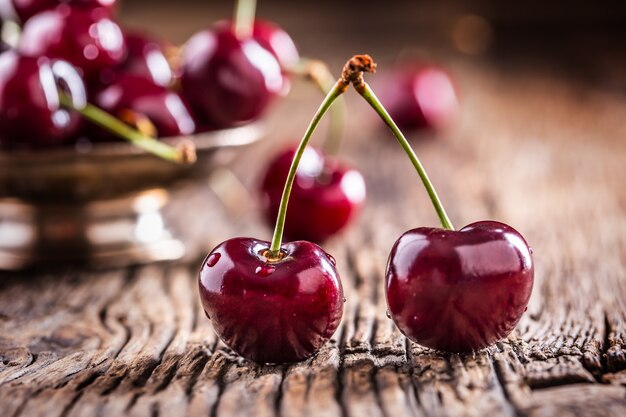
[2,29,626,417]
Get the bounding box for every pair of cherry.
[199,56,534,364]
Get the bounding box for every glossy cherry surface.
[0,51,85,147]
[198,237,344,364]
[260,146,366,243]
[19,5,126,81]
[252,19,299,71]
[180,21,283,128]
[92,73,195,138]
[1,0,117,23]
[380,63,458,130]
[111,31,173,87]
[386,221,533,353]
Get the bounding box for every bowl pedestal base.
[0,188,185,270]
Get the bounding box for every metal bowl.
[0,124,263,270]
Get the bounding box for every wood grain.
[1,58,626,416]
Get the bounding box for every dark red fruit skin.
[0,0,117,24]
[111,31,173,87]
[251,19,299,71]
[18,5,126,81]
[380,63,458,131]
[250,20,298,96]
[386,221,534,353]
[180,21,283,128]
[260,147,366,243]
[0,51,85,147]
[92,73,195,138]
[198,237,344,364]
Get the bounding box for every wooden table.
[2,4,626,416]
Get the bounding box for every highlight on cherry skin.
[99,30,175,88]
[385,221,534,353]
[198,237,344,364]
[260,146,366,243]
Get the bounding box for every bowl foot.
[0,189,185,270]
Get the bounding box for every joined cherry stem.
[342,55,454,230]
[59,93,196,164]
[233,0,256,39]
[291,58,346,155]
[268,81,347,257]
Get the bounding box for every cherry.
[380,62,458,131]
[260,146,366,243]
[101,30,174,88]
[198,237,343,363]
[386,221,533,352]
[92,73,195,138]
[180,20,283,128]
[0,51,85,147]
[18,5,126,81]
[0,0,116,24]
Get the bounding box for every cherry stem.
[269,81,348,257]
[59,93,196,164]
[233,0,256,39]
[341,55,454,230]
[291,58,345,155]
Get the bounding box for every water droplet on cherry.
[529,247,534,254]
[343,297,347,303]
[206,252,221,267]
[255,264,276,277]
[326,253,336,266]
[386,310,392,319]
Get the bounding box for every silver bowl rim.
[0,123,264,163]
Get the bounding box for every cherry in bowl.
[101,30,174,88]
[0,51,86,147]
[260,146,366,243]
[385,221,534,353]
[180,21,284,128]
[198,237,344,364]
[91,73,195,139]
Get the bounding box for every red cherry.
[260,146,366,243]
[198,237,344,364]
[386,221,534,353]
[18,5,126,81]
[92,73,195,139]
[0,51,85,147]
[180,21,284,128]
[0,0,117,24]
[380,63,458,130]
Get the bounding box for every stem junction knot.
[341,54,377,92]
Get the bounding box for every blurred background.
[118,0,626,91]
